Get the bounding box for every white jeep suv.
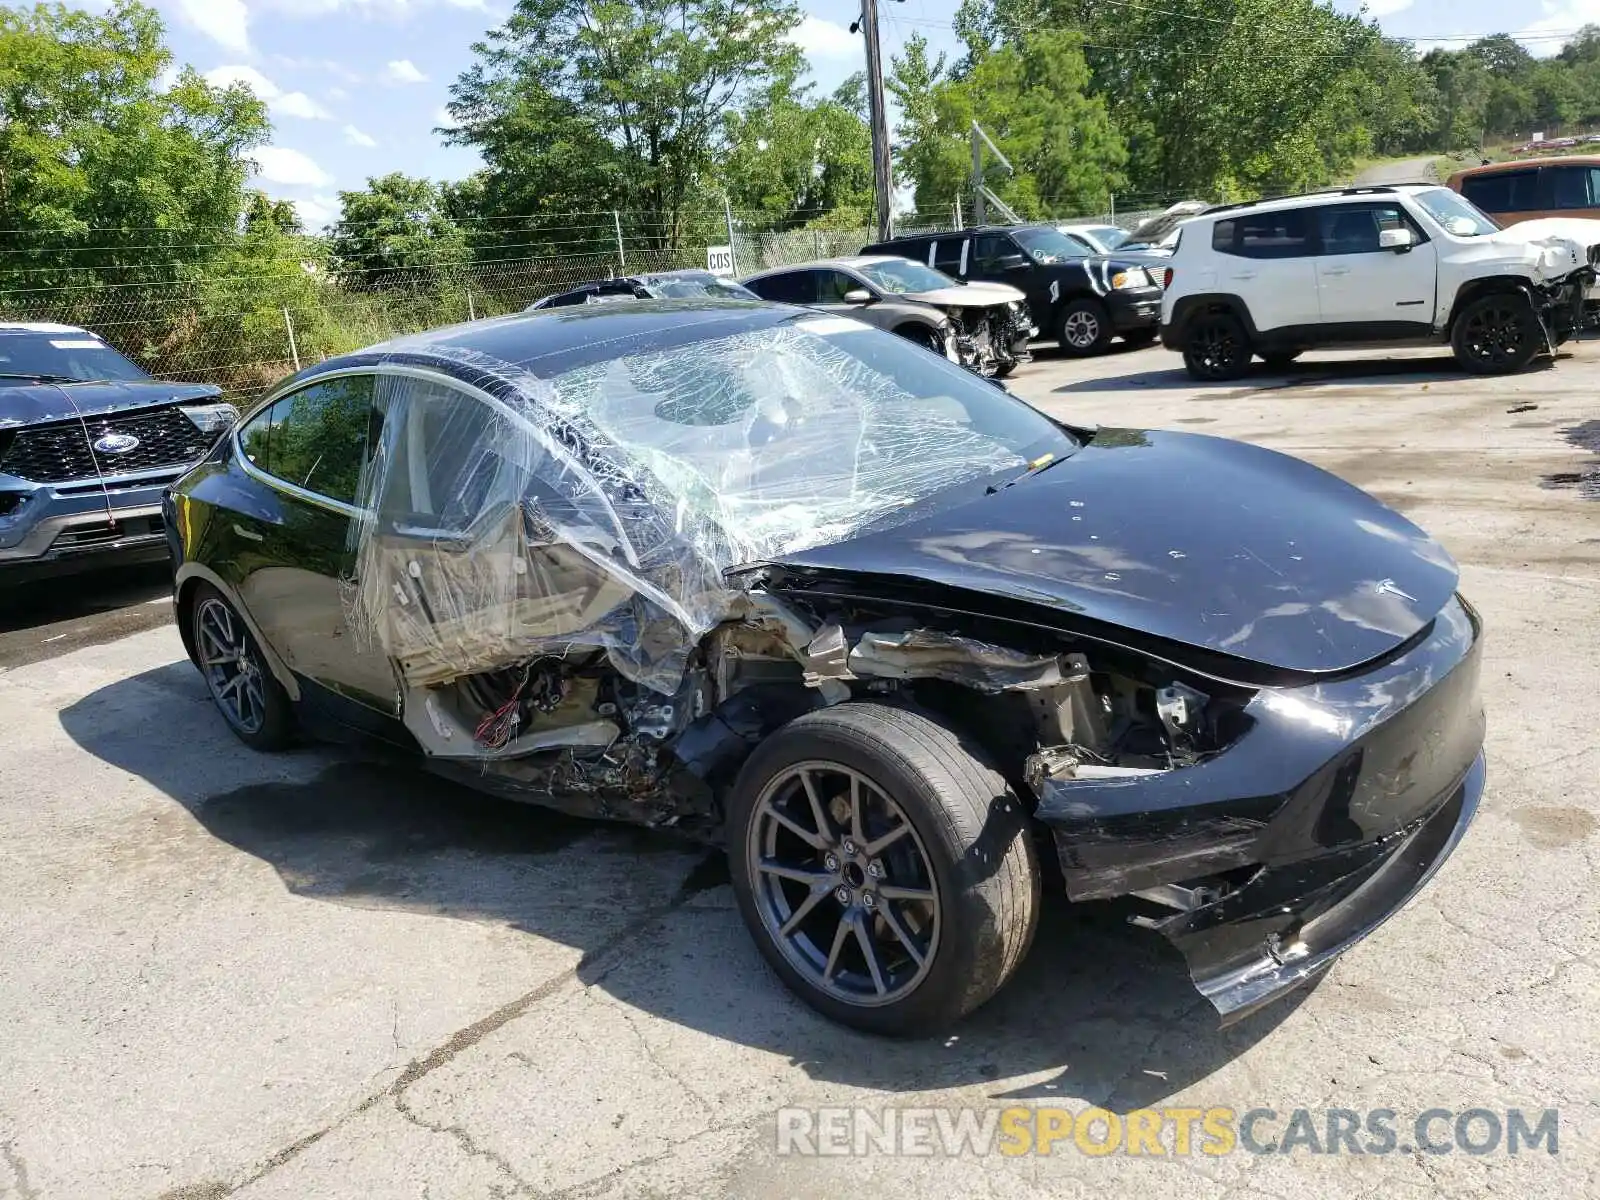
[1159,184,1600,379]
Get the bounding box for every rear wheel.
[1451,293,1542,374]
[192,583,293,750]
[898,323,947,356]
[1182,311,1252,380]
[1056,298,1113,356]
[728,703,1040,1036]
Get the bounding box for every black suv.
[861,225,1164,355]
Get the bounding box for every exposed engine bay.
[402,586,1248,838]
[943,300,1034,376]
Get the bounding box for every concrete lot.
[1,338,1597,1199]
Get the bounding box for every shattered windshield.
[549,316,1074,559]
[645,273,755,300]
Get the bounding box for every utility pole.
[858,0,895,243]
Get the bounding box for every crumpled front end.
[1032,595,1486,1022]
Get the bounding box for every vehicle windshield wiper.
[986,450,1072,494]
[0,372,86,383]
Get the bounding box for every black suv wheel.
[1182,311,1252,380]
[1451,293,1543,374]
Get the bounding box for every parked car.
[1445,156,1600,226]
[861,225,1164,355]
[528,269,757,309]
[740,255,1035,376]
[166,300,1486,1036]
[1055,223,1131,254]
[0,322,236,582]
[1160,184,1600,379]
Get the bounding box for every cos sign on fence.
[707,245,736,277]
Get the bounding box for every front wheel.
[1182,311,1252,380]
[728,703,1040,1037]
[191,583,293,750]
[1056,298,1113,356]
[1451,293,1542,374]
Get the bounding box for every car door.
[1313,202,1437,331]
[233,371,399,714]
[968,233,1048,317]
[1208,209,1320,332]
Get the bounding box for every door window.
[746,271,817,304]
[1460,169,1540,213]
[1547,165,1600,209]
[973,234,1020,270]
[815,270,864,302]
[932,238,966,273]
[238,374,376,506]
[1315,203,1424,254]
[1211,210,1312,259]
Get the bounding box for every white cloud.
[292,194,341,230]
[343,124,378,147]
[274,91,332,119]
[174,0,250,54]
[252,146,334,187]
[204,64,280,99]
[434,106,458,129]
[328,85,349,100]
[156,64,182,92]
[788,14,858,60]
[384,59,429,85]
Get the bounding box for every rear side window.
[932,238,965,273]
[239,374,376,506]
[1461,169,1541,213]
[745,271,816,304]
[1547,165,1600,209]
[1211,210,1312,259]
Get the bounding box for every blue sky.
[128,0,1600,228]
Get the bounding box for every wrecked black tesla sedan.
[165,300,1485,1036]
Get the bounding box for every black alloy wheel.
[1182,311,1252,380]
[1452,294,1542,375]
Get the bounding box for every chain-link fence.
[2,209,1180,408]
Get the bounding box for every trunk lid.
[768,429,1459,676]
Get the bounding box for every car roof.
[1198,184,1442,220]
[1450,155,1600,177]
[292,300,802,391]
[743,256,908,279]
[0,322,92,335]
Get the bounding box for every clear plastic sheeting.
[348,318,1034,693]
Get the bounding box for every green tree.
[893,29,1125,221]
[331,174,469,288]
[887,34,951,221]
[723,75,874,230]
[244,191,302,236]
[1423,50,1490,149]
[445,0,805,250]
[0,0,269,296]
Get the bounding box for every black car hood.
[0,380,221,427]
[768,429,1460,676]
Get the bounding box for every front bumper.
[0,481,171,582]
[1106,286,1164,332]
[1036,594,1485,1022]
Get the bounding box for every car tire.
[1056,298,1113,356]
[897,324,947,357]
[1259,350,1302,369]
[191,583,294,751]
[1451,293,1543,374]
[1182,311,1252,380]
[727,702,1040,1037]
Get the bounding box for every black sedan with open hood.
[165,300,1484,1035]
